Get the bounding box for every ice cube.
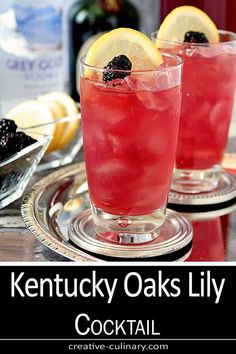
[124,73,157,91]
[106,78,130,91]
[124,76,139,91]
[97,160,121,175]
[154,71,171,90]
[197,45,227,58]
[135,91,168,111]
[93,159,138,207]
[185,47,197,57]
[156,68,182,90]
[210,101,231,135]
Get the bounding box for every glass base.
[68,208,193,261]
[169,171,236,206]
[90,203,166,244]
[171,166,221,194]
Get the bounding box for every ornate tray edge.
[21,162,99,262]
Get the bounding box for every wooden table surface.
[0,179,69,262]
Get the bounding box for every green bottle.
[68,0,140,100]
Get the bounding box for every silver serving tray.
[21,163,193,262]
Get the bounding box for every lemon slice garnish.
[157,6,219,45]
[84,27,163,77]
[38,92,80,149]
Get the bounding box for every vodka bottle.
[0,0,65,115]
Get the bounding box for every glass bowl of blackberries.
[0,118,51,209]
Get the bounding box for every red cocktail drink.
[81,79,180,215]
[80,53,183,243]
[176,32,236,170]
[154,31,236,193]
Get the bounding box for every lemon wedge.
[84,27,163,77]
[38,92,80,149]
[37,99,65,153]
[157,6,219,45]
[6,100,55,150]
[6,92,80,154]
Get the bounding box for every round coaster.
[68,209,193,261]
[168,171,236,206]
[175,202,236,221]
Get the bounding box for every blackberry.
[15,131,37,148]
[0,145,9,161]
[0,133,21,161]
[184,31,209,44]
[103,55,132,82]
[0,118,17,139]
[0,132,36,162]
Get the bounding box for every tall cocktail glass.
[80,53,183,244]
[152,30,236,193]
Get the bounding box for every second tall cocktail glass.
[80,52,183,244]
[153,30,236,193]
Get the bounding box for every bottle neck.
[100,0,125,13]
